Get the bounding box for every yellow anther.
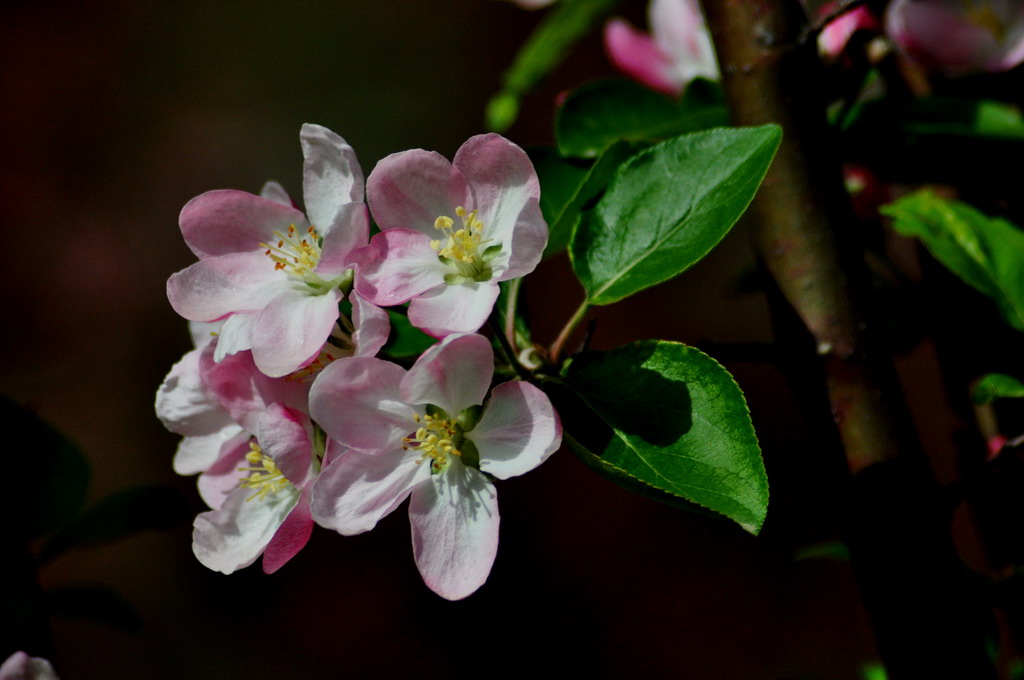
[260,223,323,280]
[237,442,290,501]
[403,414,462,472]
[430,206,494,273]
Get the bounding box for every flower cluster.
[157,124,561,600]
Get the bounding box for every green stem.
[503,277,522,349]
[549,301,590,366]
[488,313,530,381]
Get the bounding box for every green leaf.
[882,191,1024,332]
[531,147,591,257]
[1,395,90,539]
[794,541,850,562]
[382,309,436,358]
[564,340,768,534]
[847,97,1024,139]
[486,0,620,132]
[973,373,1024,404]
[38,486,189,564]
[536,140,643,258]
[571,125,782,306]
[556,78,729,158]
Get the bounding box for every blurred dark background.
[0,1,934,677]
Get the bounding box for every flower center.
[261,223,338,292]
[431,206,501,284]
[237,442,291,501]
[403,412,462,474]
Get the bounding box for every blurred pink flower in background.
[604,0,719,96]
[0,653,59,680]
[886,0,1024,75]
[817,2,880,59]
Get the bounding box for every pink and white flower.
[156,322,244,476]
[604,0,719,97]
[184,344,335,574]
[167,123,372,377]
[309,333,561,600]
[192,400,337,575]
[0,652,60,680]
[886,0,1024,76]
[353,133,547,338]
[158,332,361,574]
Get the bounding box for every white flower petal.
[409,463,499,600]
[472,381,561,480]
[311,448,428,535]
[401,333,493,415]
[173,423,245,476]
[192,485,299,574]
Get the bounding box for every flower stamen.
[237,442,290,501]
[261,224,324,281]
[431,206,500,283]
[403,412,462,473]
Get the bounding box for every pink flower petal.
[310,356,415,452]
[452,134,540,249]
[0,652,60,680]
[212,313,256,361]
[310,448,428,534]
[167,252,288,323]
[173,424,245,476]
[604,17,680,96]
[499,198,547,281]
[401,333,494,415]
[351,291,391,358]
[256,403,314,487]
[885,0,1024,75]
[262,490,313,574]
[316,202,370,274]
[251,288,344,377]
[193,485,300,574]
[407,281,500,337]
[818,5,878,58]
[259,181,294,207]
[352,229,449,306]
[471,381,561,480]
[197,433,251,509]
[155,347,224,436]
[300,123,365,229]
[179,189,308,259]
[200,347,310,434]
[409,463,499,600]
[650,0,719,85]
[367,149,471,234]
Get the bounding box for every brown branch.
[702,2,996,677]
